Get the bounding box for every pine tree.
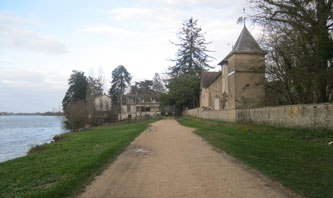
[169,18,214,77]
[62,70,88,110]
[108,65,131,111]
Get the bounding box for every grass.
[0,119,158,198]
[178,117,333,198]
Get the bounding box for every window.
[127,105,131,112]
[139,106,151,112]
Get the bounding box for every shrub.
[63,100,88,131]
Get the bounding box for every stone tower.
[218,26,266,109]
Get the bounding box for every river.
[0,115,68,163]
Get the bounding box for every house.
[200,72,222,110]
[118,93,161,120]
[94,94,112,112]
[200,26,266,110]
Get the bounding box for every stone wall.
[236,103,333,129]
[184,108,236,122]
[184,103,333,129]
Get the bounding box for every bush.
[63,100,88,131]
[53,135,65,142]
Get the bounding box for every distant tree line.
[0,112,63,116]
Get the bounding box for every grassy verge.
[0,119,158,198]
[178,117,333,198]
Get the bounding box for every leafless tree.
[251,0,333,103]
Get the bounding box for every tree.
[152,73,165,93]
[63,100,88,131]
[62,70,89,131]
[251,0,333,103]
[130,83,139,94]
[109,65,131,112]
[130,80,154,95]
[86,76,103,98]
[160,74,200,115]
[62,70,88,110]
[85,76,105,126]
[137,80,153,94]
[168,18,214,77]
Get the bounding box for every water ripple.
[0,115,68,163]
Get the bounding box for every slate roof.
[201,72,220,88]
[218,26,266,65]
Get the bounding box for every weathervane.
[243,8,246,26]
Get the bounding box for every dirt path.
[80,119,297,198]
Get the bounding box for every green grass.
[178,117,333,198]
[0,119,158,198]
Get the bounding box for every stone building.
[119,93,161,120]
[200,72,222,110]
[200,26,266,110]
[94,94,112,111]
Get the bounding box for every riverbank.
[178,117,333,198]
[0,119,158,198]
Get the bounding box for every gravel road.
[80,118,297,198]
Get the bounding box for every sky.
[0,0,261,113]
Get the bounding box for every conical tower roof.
[219,26,266,65]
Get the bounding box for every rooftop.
[219,26,266,65]
[201,72,220,88]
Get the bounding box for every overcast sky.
[0,0,262,113]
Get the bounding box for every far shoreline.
[0,113,64,116]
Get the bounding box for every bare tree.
[251,0,333,103]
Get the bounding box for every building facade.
[119,93,161,120]
[200,72,222,110]
[200,26,266,110]
[94,94,112,111]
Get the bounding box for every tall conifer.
[168,18,214,77]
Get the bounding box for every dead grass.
[53,135,65,142]
[27,145,45,155]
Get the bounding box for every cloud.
[0,81,65,113]
[101,8,154,20]
[0,70,67,90]
[77,24,135,36]
[0,14,68,54]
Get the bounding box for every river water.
[0,115,68,163]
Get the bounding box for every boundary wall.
[184,103,333,129]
